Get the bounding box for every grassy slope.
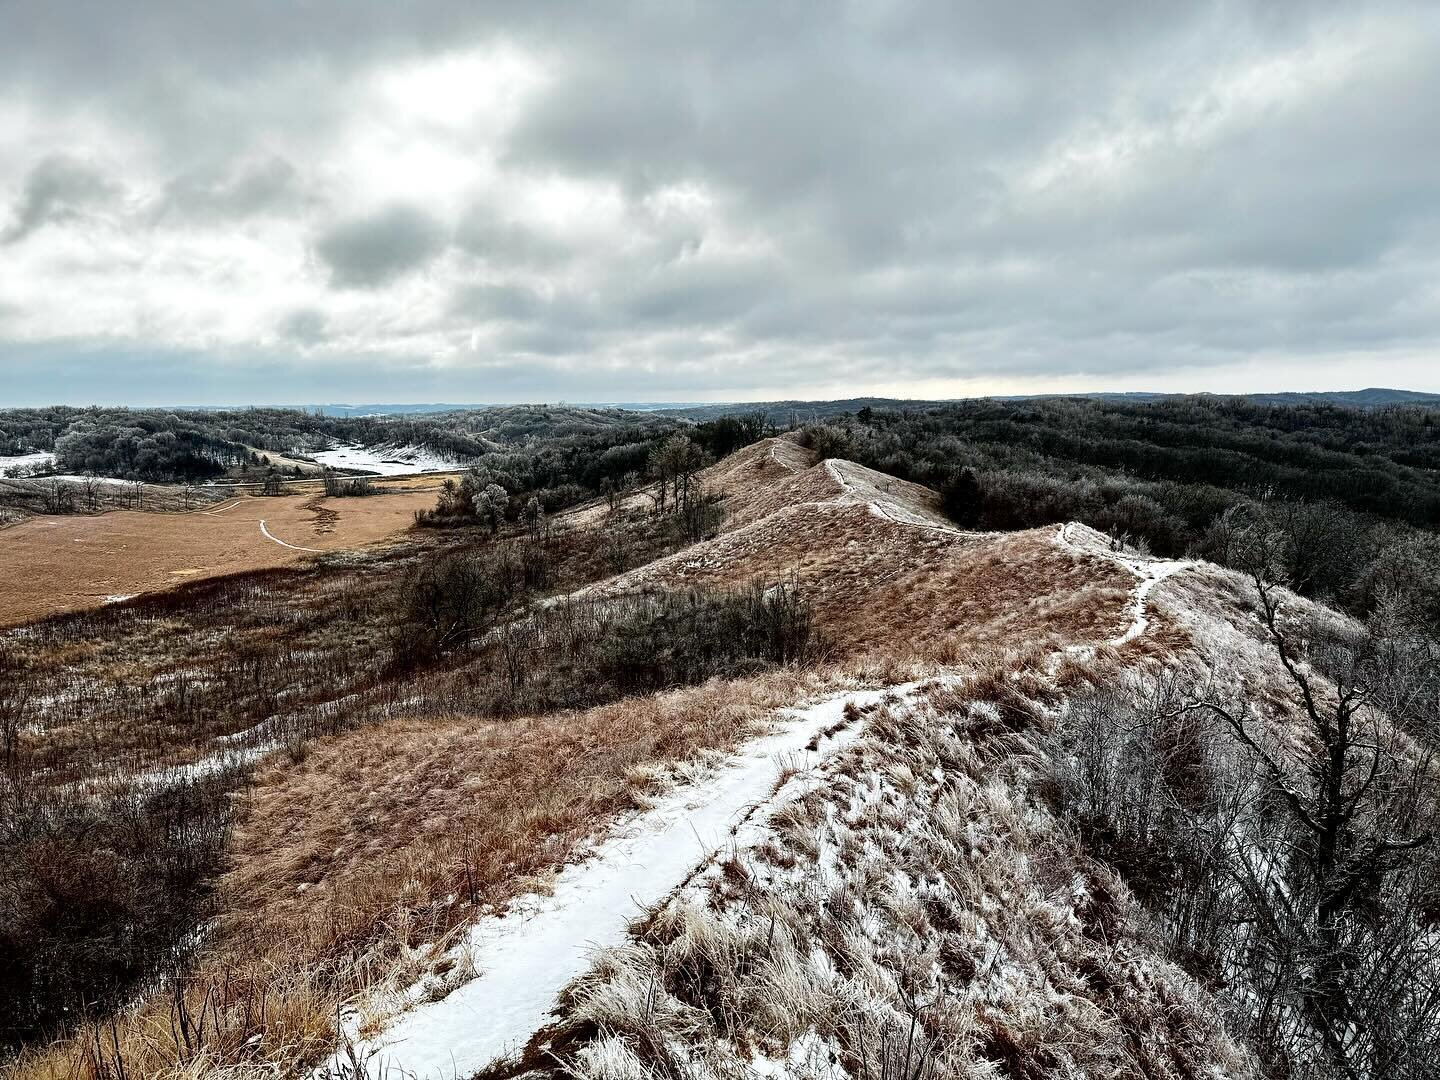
[7,436,1388,1080]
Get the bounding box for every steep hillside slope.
[578,439,1146,663]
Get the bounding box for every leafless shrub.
[0,769,239,1049]
[1050,571,1440,1078]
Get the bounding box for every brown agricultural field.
[0,489,437,625]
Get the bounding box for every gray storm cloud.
[2,154,117,244]
[0,1,1437,403]
[314,205,449,289]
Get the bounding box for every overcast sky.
[2,1,1438,405]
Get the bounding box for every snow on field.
[135,742,279,790]
[311,443,465,475]
[319,682,927,1080]
[0,450,55,475]
[47,474,138,487]
[824,458,963,535]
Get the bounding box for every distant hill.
[1220,387,1440,407]
[655,387,1440,423]
[156,389,1440,419]
[655,397,952,424]
[303,401,715,416]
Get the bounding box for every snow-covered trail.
[823,459,965,537]
[314,517,1184,1077]
[259,519,322,553]
[318,683,922,1080]
[1056,522,1192,646]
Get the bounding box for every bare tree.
[522,494,544,540]
[0,668,28,773]
[1174,573,1438,1077]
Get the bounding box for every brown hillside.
[577,438,1140,662]
[12,440,1264,1080]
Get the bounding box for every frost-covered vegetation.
[550,665,1255,1080]
[6,398,1440,1080]
[0,471,814,1055]
[534,560,1440,1080]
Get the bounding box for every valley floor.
[0,489,435,624]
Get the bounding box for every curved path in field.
[0,491,435,625]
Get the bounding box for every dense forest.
[0,405,681,483]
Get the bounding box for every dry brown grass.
[5,440,1198,1079]
[222,667,839,943]
[568,438,1148,666]
[7,666,855,1080]
[587,498,1136,665]
[541,648,1255,1080]
[0,491,434,625]
[558,434,816,533]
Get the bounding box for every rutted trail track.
[1056,521,1192,645]
[823,458,966,537]
[259,518,322,553]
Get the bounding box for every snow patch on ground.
[312,444,465,476]
[140,743,279,789]
[46,474,139,488]
[318,682,927,1080]
[65,740,279,799]
[214,718,276,746]
[824,459,963,536]
[0,450,55,475]
[749,1030,848,1077]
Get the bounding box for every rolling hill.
[6,435,1435,1080]
[296,438,1427,1079]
